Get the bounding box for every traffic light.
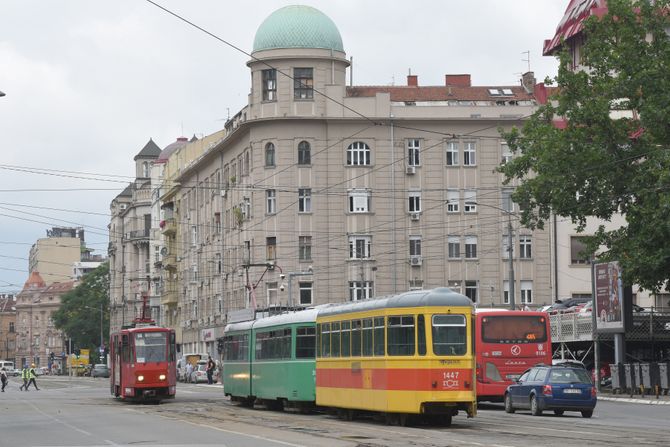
[50,352,55,361]
[74,348,80,359]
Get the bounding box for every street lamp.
[464,200,516,310]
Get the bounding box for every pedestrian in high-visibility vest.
[26,364,39,391]
[19,365,28,391]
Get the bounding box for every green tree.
[499,0,670,291]
[53,263,110,363]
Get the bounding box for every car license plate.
[563,389,581,394]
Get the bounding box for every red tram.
[109,297,176,402]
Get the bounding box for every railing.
[550,310,670,343]
[127,229,150,240]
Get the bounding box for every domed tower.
[247,5,349,118]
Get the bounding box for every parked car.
[189,363,209,383]
[547,297,592,314]
[11,368,22,377]
[91,364,110,378]
[504,365,597,418]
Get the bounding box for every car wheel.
[504,393,515,413]
[554,410,564,416]
[581,410,593,418]
[530,395,542,416]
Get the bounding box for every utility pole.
[507,212,516,310]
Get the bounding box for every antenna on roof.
[522,50,531,72]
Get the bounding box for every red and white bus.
[110,324,177,402]
[475,309,552,402]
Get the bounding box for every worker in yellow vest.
[26,364,40,391]
[19,365,28,391]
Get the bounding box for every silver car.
[91,364,110,378]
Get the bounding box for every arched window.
[298,141,311,165]
[265,142,275,167]
[346,142,371,166]
[142,161,149,178]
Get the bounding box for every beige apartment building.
[0,294,17,362]
[149,5,553,353]
[28,227,84,285]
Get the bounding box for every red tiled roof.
[23,271,46,290]
[543,0,608,55]
[346,85,535,102]
[44,281,75,293]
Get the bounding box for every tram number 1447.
[442,371,460,389]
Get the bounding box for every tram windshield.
[135,332,167,363]
[432,314,467,356]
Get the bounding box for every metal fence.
[550,311,670,343]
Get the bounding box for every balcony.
[160,218,176,236]
[162,253,177,270]
[161,284,178,306]
[126,228,150,245]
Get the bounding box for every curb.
[599,396,670,405]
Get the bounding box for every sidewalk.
[598,389,670,405]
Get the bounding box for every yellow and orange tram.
[315,287,476,425]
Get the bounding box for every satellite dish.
[160,247,168,256]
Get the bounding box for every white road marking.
[28,401,92,436]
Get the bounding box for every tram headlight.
[159,374,166,381]
[137,375,145,382]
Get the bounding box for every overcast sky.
[0,0,567,293]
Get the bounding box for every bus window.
[135,332,167,363]
[417,315,426,356]
[481,315,548,344]
[296,326,315,358]
[432,314,467,356]
[387,315,415,356]
[351,320,362,356]
[341,321,351,357]
[373,317,385,356]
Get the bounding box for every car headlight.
[137,375,144,382]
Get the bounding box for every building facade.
[28,227,85,285]
[0,294,17,362]
[142,5,553,354]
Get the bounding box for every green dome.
[253,5,344,53]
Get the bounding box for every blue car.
[504,365,597,418]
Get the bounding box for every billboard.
[593,262,625,333]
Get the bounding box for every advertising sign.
[593,261,625,333]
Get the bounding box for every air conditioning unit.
[220,189,227,198]
[410,255,423,266]
[410,212,421,221]
[406,166,416,175]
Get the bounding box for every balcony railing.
[126,228,150,240]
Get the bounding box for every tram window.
[417,315,427,356]
[316,324,321,357]
[223,334,248,361]
[320,323,331,358]
[331,322,341,357]
[169,332,176,361]
[388,315,415,356]
[135,332,167,363]
[122,334,130,363]
[362,319,373,356]
[351,320,362,356]
[296,326,316,358]
[432,314,467,356]
[341,321,351,357]
[373,317,385,356]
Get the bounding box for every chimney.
[407,74,418,87]
[521,71,536,93]
[445,74,471,87]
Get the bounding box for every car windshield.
[549,368,592,384]
[197,364,207,371]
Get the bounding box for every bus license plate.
[563,389,581,394]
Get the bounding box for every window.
[407,139,420,166]
[521,280,533,304]
[191,225,198,246]
[464,141,476,166]
[501,143,512,164]
[256,329,291,360]
[265,143,275,167]
[294,67,313,99]
[373,317,385,356]
[502,234,514,259]
[266,236,276,261]
[266,189,276,214]
[432,314,467,356]
[266,282,278,306]
[262,69,277,101]
[448,236,460,258]
[408,191,421,213]
[503,280,510,304]
[387,316,414,356]
[347,141,371,166]
[298,141,311,165]
[349,235,371,259]
[463,190,477,213]
[298,188,312,213]
[296,327,316,358]
[446,141,459,166]
[318,323,330,358]
[349,281,373,301]
[409,236,422,256]
[465,236,477,259]
[519,235,532,259]
[502,189,515,212]
[447,190,459,213]
[409,279,423,290]
[299,236,312,261]
[348,189,371,213]
[214,212,221,234]
[571,236,593,264]
[465,280,478,302]
[142,162,149,178]
[299,281,313,305]
[134,332,167,363]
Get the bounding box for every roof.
[133,139,162,161]
[0,295,16,312]
[44,281,74,294]
[543,0,607,55]
[22,272,46,290]
[253,5,344,53]
[346,85,536,103]
[156,137,189,164]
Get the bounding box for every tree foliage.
[499,0,670,291]
[53,263,109,362]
